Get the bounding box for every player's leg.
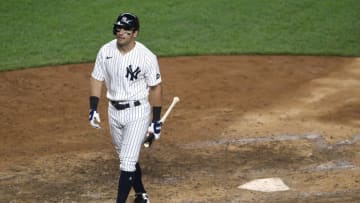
[108,106,132,203]
[117,170,135,203]
[108,104,125,155]
[133,162,146,193]
[118,116,149,202]
[108,115,137,203]
[133,162,151,202]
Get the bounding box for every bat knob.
[144,134,155,148]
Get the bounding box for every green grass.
[0,0,359,71]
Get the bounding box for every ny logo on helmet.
[121,16,132,24]
[126,65,141,81]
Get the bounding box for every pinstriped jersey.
[91,40,162,101]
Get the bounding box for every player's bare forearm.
[149,84,162,107]
[90,77,103,97]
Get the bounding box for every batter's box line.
[301,159,357,172]
[181,134,360,150]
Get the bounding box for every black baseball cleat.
[134,193,150,203]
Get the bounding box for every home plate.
[238,177,290,192]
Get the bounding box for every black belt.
[110,100,141,110]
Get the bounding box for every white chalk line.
[181,134,360,172]
[302,159,357,172]
[182,133,360,150]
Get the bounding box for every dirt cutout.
[1,55,359,202]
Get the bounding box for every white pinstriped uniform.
[91,39,161,172]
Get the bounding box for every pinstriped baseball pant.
[108,100,151,172]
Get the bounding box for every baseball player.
[89,12,162,203]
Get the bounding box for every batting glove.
[89,109,101,129]
[147,121,161,140]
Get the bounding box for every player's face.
[115,28,138,46]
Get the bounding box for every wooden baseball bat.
[144,96,180,148]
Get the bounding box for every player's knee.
[120,159,137,172]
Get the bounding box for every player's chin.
[116,38,127,45]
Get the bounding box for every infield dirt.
[1,55,359,202]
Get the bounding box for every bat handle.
[143,134,155,148]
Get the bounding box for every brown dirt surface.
[1,55,360,203]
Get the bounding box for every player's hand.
[89,109,101,129]
[147,121,161,140]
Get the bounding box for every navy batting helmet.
[113,13,139,35]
